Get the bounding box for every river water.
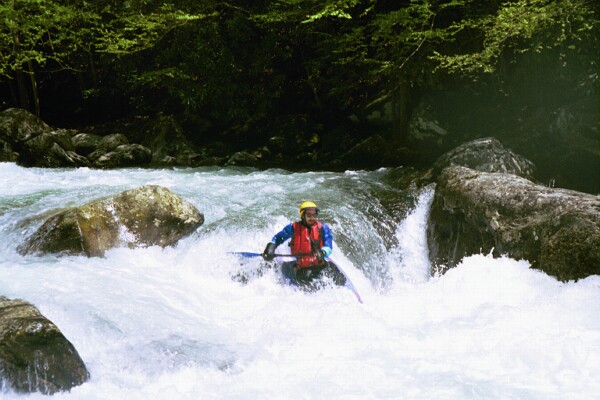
[0,162,598,399]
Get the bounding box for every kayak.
[228,251,363,303]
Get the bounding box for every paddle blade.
[227,252,263,258]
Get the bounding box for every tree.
[292,0,598,143]
[0,0,80,115]
[430,0,598,76]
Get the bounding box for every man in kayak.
[262,201,346,286]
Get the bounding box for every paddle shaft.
[227,251,316,258]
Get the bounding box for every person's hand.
[262,242,276,261]
[321,246,332,258]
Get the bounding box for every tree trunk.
[15,69,30,111]
[88,50,98,87]
[12,31,31,112]
[26,60,40,116]
[7,79,19,107]
[392,78,412,145]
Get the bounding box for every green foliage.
[430,0,598,75]
[0,0,596,131]
[302,0,361,22]
[0,0,79,77]
[95,4,211,55]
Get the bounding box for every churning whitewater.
[0,163,598,399]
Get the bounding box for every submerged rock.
[0,296,89,394]
[428,166,600,281]
[18,185,204,257]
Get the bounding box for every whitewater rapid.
[0,163,598,399]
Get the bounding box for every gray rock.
[0,139,18,162]
[0,296,89,394]
[97,133,129,152]
[87,148,107,163]
[18,185,204,257]
[0,109,83,167]
[93,144,152,168]
[430,137,536,181]
[72,133,102,156]
[65,150,91,167]
[427,166,600,281]
[0,108,52,144]
[20,130,78,167]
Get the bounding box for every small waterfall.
[388,184,435,285]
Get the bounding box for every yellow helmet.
[299,201,319,217]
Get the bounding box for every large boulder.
[0,108,52,163]
[18,185,204,257]
[0,108,52,144]
[0,296,89,394]
[429,137,536,181]
[427,166,600,281]
[397,137,537,190]
[0,109,90,167]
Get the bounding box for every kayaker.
[262,201,346,286]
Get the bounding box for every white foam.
[0,164,598,399]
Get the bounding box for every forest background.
[0,0,598,193]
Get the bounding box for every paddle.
[227,251,313,258]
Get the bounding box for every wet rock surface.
[428,166,600,281]
[0,108,152,168]
[18,185,204,257]
[0,296,89,394]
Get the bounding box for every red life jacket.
[290,221,324,268]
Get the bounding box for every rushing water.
[0,162,599,399]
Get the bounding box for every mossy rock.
[19,185,204,257]
[0,297,89,394]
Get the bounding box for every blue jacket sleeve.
[270,223,294,247]
[321,223,333,249]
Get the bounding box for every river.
[0,162,598,399]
